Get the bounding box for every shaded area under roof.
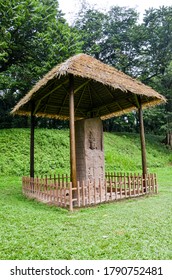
[11,53,166,120]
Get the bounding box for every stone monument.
[75,117,105,185]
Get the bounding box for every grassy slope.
[0,129,171,260]
[0,128,171,176]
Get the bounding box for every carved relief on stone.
[88,130,96,150]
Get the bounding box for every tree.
[1,0,57,73]
[74,6,145,132]
[139,7,172,136]
[0,0,82,128]
[140,6,172,82]
[74,5,172,135]
[74,6,143,75]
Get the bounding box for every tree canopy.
[0,1,171,137]
[0,0,82,127]
[74,4,172,135]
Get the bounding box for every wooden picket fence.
[22,175,73,210]
[22,172,158,211]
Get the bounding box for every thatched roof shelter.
[12,53,166,120]
[11,53,166,185]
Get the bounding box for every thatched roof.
[11,53,166,120]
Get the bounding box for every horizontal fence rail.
[22,172,158,211]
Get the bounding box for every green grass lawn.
[0,168,171,260]
[0,129,171,259]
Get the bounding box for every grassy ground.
[0,129,171,259]
[0,170,171,260]
[0,128,171,176]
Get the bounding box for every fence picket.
[99,178,102,203]
[69,182,73,211]
[133,174,136,196]
[120,176,122,199]
[155,173,158,194]
[105,179,107,202]
[137,174,140,196]
[114,176,117,200]
[77,181,80,207]
[82,181,85,207]
[22,171,157,210]
[94,180,97,205]
[88,181,91,205]
[124,174,127,198]
[128,175,131,197]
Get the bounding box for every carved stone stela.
[75,118,105,185]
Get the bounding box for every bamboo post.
[138,100,147,185]
[30,102,35,179]
[69,74,77,200]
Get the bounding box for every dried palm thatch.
[11,53,166,120]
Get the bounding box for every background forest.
[0,0,172,138]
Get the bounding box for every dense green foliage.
[0,1,172,135]
[0,168,171,259]
[0,128,171,176]
[74,6,140,74]
[0,0,82,128]
[74,4,172,134]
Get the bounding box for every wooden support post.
[30,102,35,179]
[69,74,77,190]
[138,99,147,192]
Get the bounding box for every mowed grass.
[0,171,171,260]
[0,129,171,259]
